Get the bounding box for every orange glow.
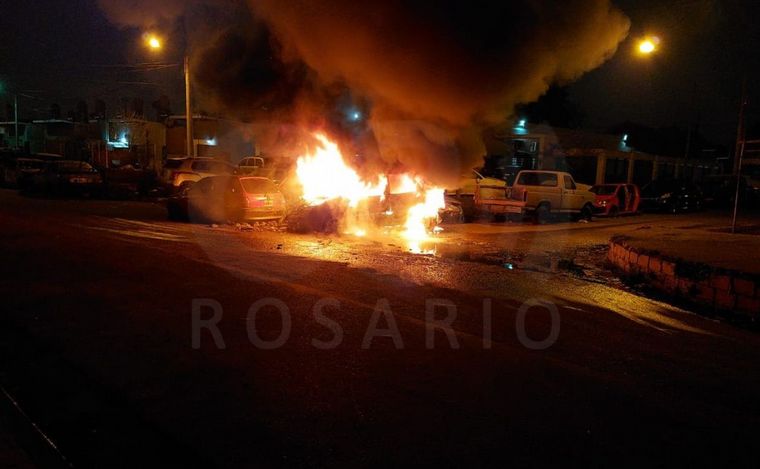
[403,188,445,243]
[389,174,419,194]
[636,36,659,55]
[295,134,386,207]
[146,35,162,50]
[294,133,444,249]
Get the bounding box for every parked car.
[2,157,45,188]
[590,183,641,216]
[237,156,265,175]
[159,157,236,194]
[167,175,286,223]
[27,160,103,195]
[505,170,596,223]
[700,175,760,208]
[640,179,704,213]
[445,169,510,221]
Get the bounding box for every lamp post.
[184,55,193,157]
[144,34,194,157]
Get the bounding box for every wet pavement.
[2,189,760,467]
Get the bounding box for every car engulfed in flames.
[288,133,446,252]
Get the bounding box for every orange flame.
[296,134,386,207]
[295,133,443,248]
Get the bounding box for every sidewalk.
[612,225,760,275]
[607,223,760,317]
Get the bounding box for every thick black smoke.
[97,0,630,183]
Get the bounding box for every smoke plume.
[97,0,630,184]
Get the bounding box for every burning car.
[284,133,446,247]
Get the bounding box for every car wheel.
[609,206,620,218]
[581,204,593,222]
[534,203,551,224]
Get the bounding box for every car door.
[533,172,560,209]
[561,174,582,211]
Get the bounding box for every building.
[90,118,167,172]
[165,115,256,162]
[483,122,723,185]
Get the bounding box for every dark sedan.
[28,160,103,195]
[167,175,286,223]
[640,179,703,213]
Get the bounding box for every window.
[564,175,576,190]
[241,178,278,194]
[517,172,557,187]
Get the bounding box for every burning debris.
[283,132,445,247]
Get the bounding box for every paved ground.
[1,189,760,467]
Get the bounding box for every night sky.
[2,0,759,149]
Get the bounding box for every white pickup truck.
[448,170,596,223]
[504,170,596,223]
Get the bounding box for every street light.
[145,34,162,51]
[636,36,660,56]
[144,34,193,157]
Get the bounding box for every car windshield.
[240,178,278,194]
[591,185,618,195]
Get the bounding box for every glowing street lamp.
[143,33,194,157]
[146,35,162,50]
[637,36,660,56]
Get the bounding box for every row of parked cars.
[447,169,754,224]
[0,151,104,195]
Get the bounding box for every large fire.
[295,134,387,207]
[294,133,444,251]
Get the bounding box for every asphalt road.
[1,189,759,468]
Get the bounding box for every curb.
[607,236,760,318]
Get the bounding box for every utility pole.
[184,55,194,157]
[731,79,748,233]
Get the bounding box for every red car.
[590,183,640,216]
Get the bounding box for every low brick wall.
[607,237,760,318]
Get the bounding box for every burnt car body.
[167,175,286,223]
[590,183,641,216]
[640,179,703,213]
[27,160,103,195]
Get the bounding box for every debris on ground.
[286,201,344,233]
